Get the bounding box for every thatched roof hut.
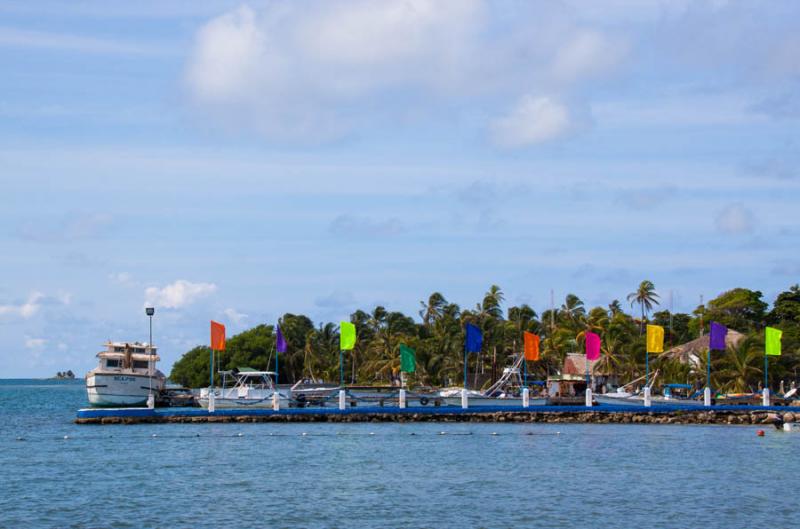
[661,329,746,366]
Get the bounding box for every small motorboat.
[198,368,290,409]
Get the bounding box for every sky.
[1,0,799,377]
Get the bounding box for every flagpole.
[764,354,768,392]
[463,344,468,390]
[210,348,214,388]
[340,349,344,387]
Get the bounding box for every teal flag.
[766,327,782,356]
[400,344,415,373]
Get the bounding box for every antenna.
[669,290,674,348]
[699,294,704,337]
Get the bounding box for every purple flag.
[585,331,601,361]
[709,321,727,351]
[276,325,287,353]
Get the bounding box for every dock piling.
[339,390,346,410]
[461,388,468,409]
[643,386,651,407]
[522,388,529,408]
[272,392,280,411]
[399,389,406,409]
[585,388,593,407]
[762,388,770,406]
[704,387,711,407]
[208,392,215,413]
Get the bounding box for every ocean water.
[1,379,798,529]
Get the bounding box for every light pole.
[146,307,155,407]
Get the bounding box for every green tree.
[627,280,660,334]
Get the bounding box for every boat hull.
[441,396,547,407]
[595,394,702,407]
[86,373,164,407]
[198,388,290,409]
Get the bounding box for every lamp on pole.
[146,307,155,407]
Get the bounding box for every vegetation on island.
[169,283,800,394]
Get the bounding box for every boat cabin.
[96,341,159,373]
[218,368,278,391]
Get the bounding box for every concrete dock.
[75,404,797,425]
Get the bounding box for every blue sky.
[1,0,799,377]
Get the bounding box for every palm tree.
[419,292,447,328]
[627,280,660,334]
[716,337,763,393]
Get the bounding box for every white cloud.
[223,308,248,326]
[144,280,217,309]
[715,203,755,235]
[551,30,628,83]
[184,1,625,143]
[490,96,577,147]
[25,337,46,349]
[0,291,43,319]
[109,272,134,285]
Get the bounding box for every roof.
[98,352,160,361]
[562,353,610,376]
[661,329,746,365]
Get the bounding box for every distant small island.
[53,370,75,380]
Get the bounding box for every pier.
[75,404,798,425]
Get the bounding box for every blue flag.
[276,325,287,353]
[465,323,482,353]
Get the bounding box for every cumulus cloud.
[184,1,626,144]
[223,308,248,326]
[144,280,217,309]
[25,337,46,349]
[551,30,628,83]
[0,292,44,319]
[715,203,755,235]
[491,95,580,147]
[109,272,134,285]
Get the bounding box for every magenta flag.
[585,331,601,361]
[709,321,727,351]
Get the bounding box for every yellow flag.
[646,324,664,353]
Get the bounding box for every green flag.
[400,344,415,373]
[340,321,356,351]
[766,327,782,356]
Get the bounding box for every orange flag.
[523,331,540,361]
[210,320,226,351]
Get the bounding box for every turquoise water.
[1,379,798,528]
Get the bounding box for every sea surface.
[1,379,798,529]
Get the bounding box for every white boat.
[595,387,702,407]
[85,341,165,407]
[198,369,290,409]
[437,353,547,407]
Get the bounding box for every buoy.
[491,432,498,436]
[439,431,446,435]
[369,432,375,436]
[15,437,24,441]
[237,433,243,437]
[301,432,308,436]
[63,435,69,440]
[757,430,765,437]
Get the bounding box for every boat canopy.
[663,383,693,389]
